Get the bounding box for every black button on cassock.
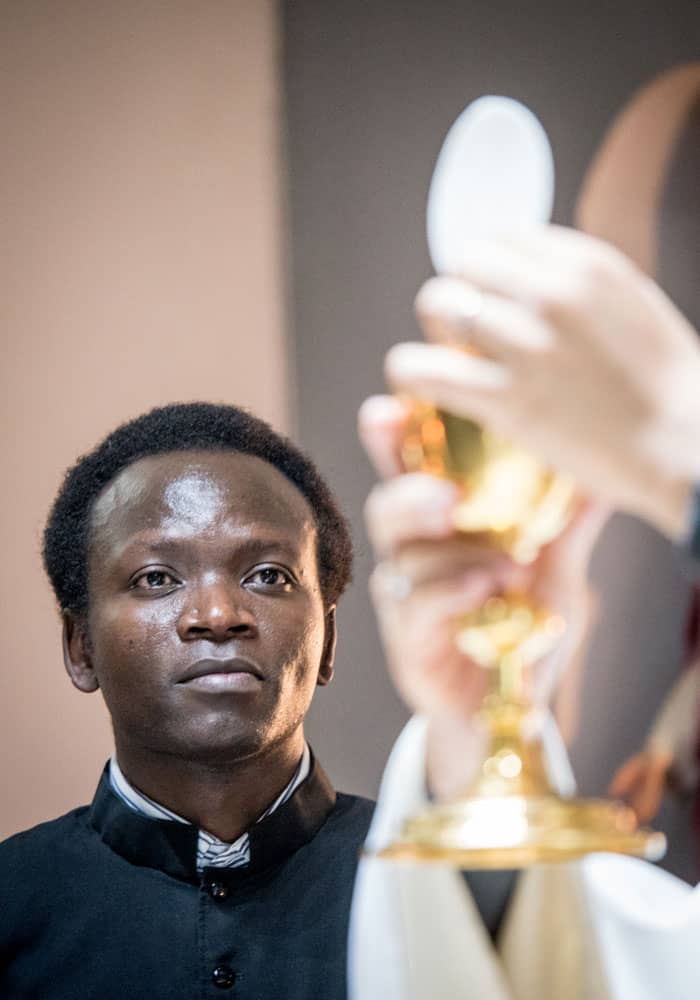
[212,965,236,989]
[208,881,228,900]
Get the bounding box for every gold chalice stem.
[456,594,564,803]
[380,591,667,867]
[457,594,563,691]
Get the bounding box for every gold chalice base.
[378,794,667,869]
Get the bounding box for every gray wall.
[283,0,700,881]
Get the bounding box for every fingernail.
[416,277,484,334]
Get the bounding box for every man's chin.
[120,708,300,767]
[122,716,270,767]
[166,731,268,766]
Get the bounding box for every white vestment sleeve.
[502,853,700,1000]
[348,716,513,1000]
[349,715,700,1000]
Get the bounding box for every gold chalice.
[378,401,666,868]
[378,96,665,868]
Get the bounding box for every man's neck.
[112,733,306,843]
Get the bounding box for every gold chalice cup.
[379,404,666,868]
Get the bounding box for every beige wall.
[1,1,286,837]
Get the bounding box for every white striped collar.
[109,744,311,872]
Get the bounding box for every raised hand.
[386,226,700,541]
[359,393,606,798]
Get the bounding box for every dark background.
[283,0,700,881]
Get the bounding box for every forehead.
[89,450,316,549]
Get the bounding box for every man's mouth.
[177,657,264,693]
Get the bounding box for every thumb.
[609,754,645,798]
[635,760,670,824]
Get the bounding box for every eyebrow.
[113,530,309,563]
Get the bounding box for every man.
[0,401,373,1000]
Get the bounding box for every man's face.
[65,450,334,763]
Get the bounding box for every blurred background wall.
[1,0,287,835]
[2,0,699,883]
[283,0,700,882]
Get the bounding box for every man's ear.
[317,607,337,687]
[62,611,99,693]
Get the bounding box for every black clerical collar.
[88,753,337,884]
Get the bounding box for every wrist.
[426,710,485,801]
[639,394,700,540]
[653,478,693,542]
[625,463,692,541]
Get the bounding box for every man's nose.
[177,579,257,642]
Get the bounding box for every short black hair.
[43,402,353,614]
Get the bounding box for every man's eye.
[132,570,178,590]
[246,566,293,590]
